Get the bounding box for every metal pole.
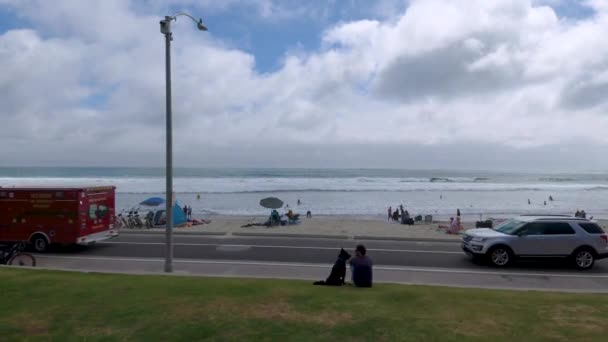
[163,19,173,273]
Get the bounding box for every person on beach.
[528,199,531,205]
[392,209,400,222]
[350,245,373,288]
[297,199,301,205]
[183,205,188,216]
[187,206,192,220]
[196,194,201,200]
[575,210,581,217]
[544,201,547,206]
[306,210,312,218]
[438,217,454,231]
[549,195,554,201]
[448,217,461,234]
[580,210,587,218]
[388,207,392,222]
[457,208,461,217]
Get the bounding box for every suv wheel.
[573,248,595,270]
[487,246,512,267]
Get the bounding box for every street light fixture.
[159,13,208,273]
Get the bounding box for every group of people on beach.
[387,205,414,224]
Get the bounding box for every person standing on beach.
[187,206,192,220]
[388,207,392,222]
[457,208,461,217]
[528,199,531,205]
[297,199,301,205]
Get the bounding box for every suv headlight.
[472,237,487,243]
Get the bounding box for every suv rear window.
[579,223,605,234]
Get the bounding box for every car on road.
[461,215,608,270]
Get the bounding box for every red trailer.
[0,186,119,252]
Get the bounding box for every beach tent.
[172,201,187,226]
[140,197,188,226]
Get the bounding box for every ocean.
[1,167,607,219]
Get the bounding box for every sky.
[1,0,608,171]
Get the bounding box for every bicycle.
[0,242,36,267]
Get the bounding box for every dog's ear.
[339,248,351,259]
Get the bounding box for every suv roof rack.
[536,217,588,221]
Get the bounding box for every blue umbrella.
[140,197,165,206]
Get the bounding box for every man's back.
[350,255,373,287]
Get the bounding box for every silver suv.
[462,215,608,270]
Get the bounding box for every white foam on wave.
[2,176,608,194]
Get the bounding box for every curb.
[231,232,350,240]
[119,230,226,236]
[353,236,459,243]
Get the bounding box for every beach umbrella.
[260,197,283,209]
[140,197,165,206]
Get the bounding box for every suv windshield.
[494,219,526,235]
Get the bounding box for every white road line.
[35,255,608,279]
[100,241,461,254]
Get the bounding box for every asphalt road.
[45,233,608,274]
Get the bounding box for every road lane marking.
[100,241,461,254]
[35,255,608,279]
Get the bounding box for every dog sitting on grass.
[313,248,351,286]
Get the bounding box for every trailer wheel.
[30,234,49,253]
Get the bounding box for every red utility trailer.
[0,186,119,252]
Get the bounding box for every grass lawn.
[1,269,608,341]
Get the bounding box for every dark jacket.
[350,256,373,287]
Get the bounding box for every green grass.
[1,269,608,341]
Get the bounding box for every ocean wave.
[3,177,608,194]
[538,177,576,182]
[117,186,608,195]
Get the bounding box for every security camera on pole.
[159,13,207,273]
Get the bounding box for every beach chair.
[287,213,300,225]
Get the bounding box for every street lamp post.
[160,13,207,273]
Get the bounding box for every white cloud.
[1,0,608,169]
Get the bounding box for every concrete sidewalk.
[30,254,608,293]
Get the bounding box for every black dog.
[313,248,351,286]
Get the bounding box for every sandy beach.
[122,216,608,240]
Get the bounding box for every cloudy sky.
[1,0,608,170]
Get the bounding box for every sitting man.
[349,244,373,288]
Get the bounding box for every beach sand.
[125,216,608,240]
